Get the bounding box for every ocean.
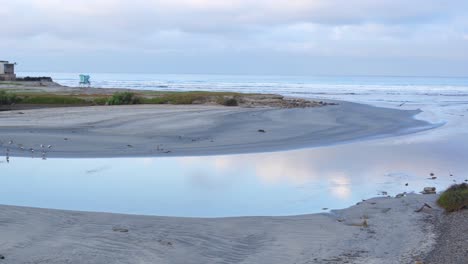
[17,72,468,107]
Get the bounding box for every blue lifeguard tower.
[79,74,91,87]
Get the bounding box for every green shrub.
[0,90,20,105]
[437,183,468,212]
[107,92,141,105]
[221,98,238,106]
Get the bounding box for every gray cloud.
[2,0,468,75]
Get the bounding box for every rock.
[17,76,53,82]
[0,254,4,259]
[395,192,406,198]
[362,219,368,228]
[322,208,328,210]
[428,176,437,180]
[258,129,266,133]
[405,183,409,186]
[421,187,436,194]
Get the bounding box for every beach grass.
[20,95,89,105]
[141,91,243,105]
[0,82,23,86]
[0,90,20,105]
[0,90,247,106]
[437,183,468,212]
[107,92,141,105]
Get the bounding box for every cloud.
[6,0,465,34]
[2,0,468,75]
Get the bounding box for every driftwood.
[415,203,433,212]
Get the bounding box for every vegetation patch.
[220,98,238,106]
[437,183,468,212]
[1,89,294,109]
[92,97,109,105]
[0,91,20,105]
[20,95,87,105]
[107,92,141,105]
[0,82,22,86]
[141,91,242,105]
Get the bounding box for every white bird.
[40,144,44,148]
[47,145,52,149]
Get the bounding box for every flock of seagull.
[1,139,52,162]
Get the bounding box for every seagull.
[40,144,44,148]
[8,140,13,145]
[47,145,52,149]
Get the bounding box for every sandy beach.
[0,194,444,264]
[0,101,432,158]
[0,86,465,263]
[3,1,468,262]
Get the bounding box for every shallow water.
[3,73,468,217]
[1,131,466,217]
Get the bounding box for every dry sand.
[0,194,441,264]
[0,101,432,158]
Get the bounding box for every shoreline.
[0,101,434,158]
[0,194,443,263]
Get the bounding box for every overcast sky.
[2,0,468,76]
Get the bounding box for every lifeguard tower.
[79,74,91,87]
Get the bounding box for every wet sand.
[0,101,432,158]
[0,194,440,264]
